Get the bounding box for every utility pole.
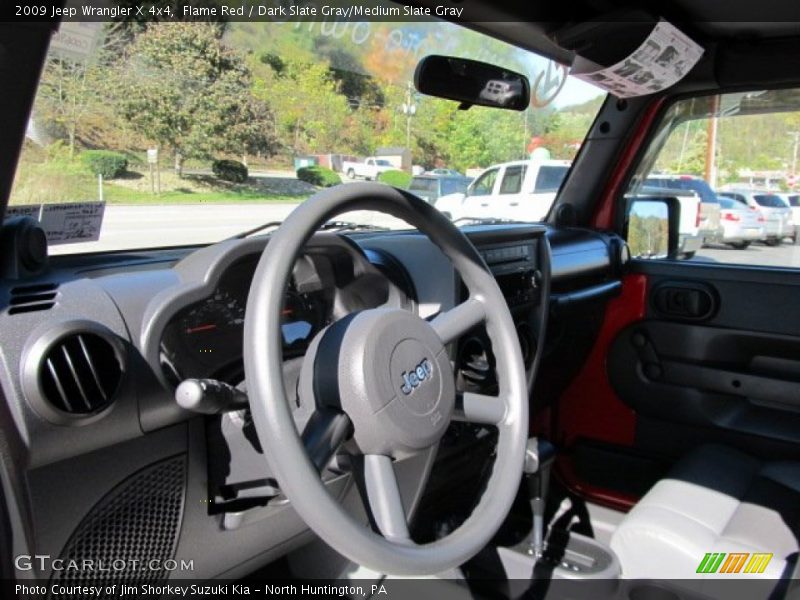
[401,81,417,152]
[789,131,800,176]
[704,95,720,188]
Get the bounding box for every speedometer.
[180,289,245,337]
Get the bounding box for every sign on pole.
[147,148,159,195]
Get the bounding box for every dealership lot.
[694,241,800,268]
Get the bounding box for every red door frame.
[553,98,666,511]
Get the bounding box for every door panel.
[607,262,800,461]
[556,262,800,509]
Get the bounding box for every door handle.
[481,203,489,207]
[652,282,717,320]
[510,202,520,206]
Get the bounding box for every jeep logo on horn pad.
[400,358,434,395]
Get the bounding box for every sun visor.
[552,16,704,98]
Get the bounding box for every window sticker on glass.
[571,21,704,98]
[39,202,105,245]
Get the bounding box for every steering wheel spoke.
[454,391,507,426]
[300,408,353,473]
[362,454,412,543]
[430,297,486,345]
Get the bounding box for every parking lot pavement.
[693,241,800,268]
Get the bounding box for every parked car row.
[645,175,797,248]
[405,163,799,253]
[719,189,797,245]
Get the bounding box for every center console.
[457,229,547,392]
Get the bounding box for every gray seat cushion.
[610,444,800,580]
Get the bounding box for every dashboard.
[0,222,622,582]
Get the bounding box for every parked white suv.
[434,159,570,222]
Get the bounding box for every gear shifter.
[522,437,556,557]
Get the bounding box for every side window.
[626,90,800,265]
[499,165,526,194]
[534,166,568,193]
[470,169,499,196]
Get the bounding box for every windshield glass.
[10,14,604,254]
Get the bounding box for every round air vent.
[39,333,122,415]
[22,323,126,423]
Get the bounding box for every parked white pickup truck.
[341,157,395,180]
[434,159,571,223]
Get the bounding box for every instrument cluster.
[159,256,330,383]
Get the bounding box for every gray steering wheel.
[243,182,528,575]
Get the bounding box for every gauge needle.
[186,323,218,334]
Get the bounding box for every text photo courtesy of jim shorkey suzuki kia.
[17,583,392,597]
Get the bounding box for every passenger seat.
[610,444,800,579]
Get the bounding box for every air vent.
[8,283,58,315]
[39,333,123,415]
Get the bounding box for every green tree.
[35,58,107,156]
[116,23,278,175]
[253,56,351,155]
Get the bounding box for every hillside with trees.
[13,20,602,205]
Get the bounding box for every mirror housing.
[414,55,530,111]
[625,197,680,259]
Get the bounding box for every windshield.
[10,14,605,254]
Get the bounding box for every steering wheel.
[243,182,528,576]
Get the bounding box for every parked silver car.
[719,189,793,245]
[717,197,764,248]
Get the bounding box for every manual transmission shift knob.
[524,438,541,474]
[523,437,556,474]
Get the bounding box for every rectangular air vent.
[8,283,59,315]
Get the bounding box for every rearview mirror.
[625,197,680,259]
[414,55,530,111]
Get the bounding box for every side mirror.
[414,55,530,111]
[625,197,680,259]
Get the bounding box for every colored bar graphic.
[744,553,773,574]
[720,553,749,573]
[696,552,773,574]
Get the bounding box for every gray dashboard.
[0,224,619,581]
